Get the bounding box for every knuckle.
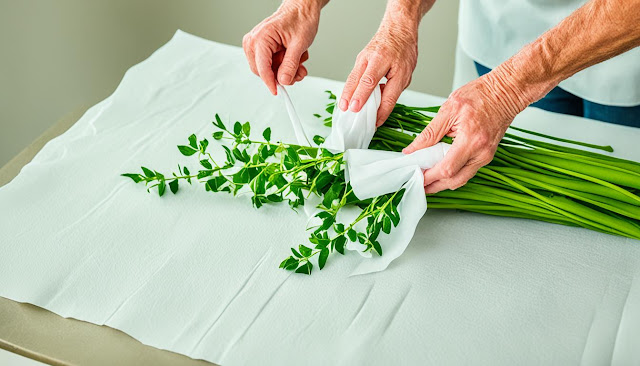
[478,150,494,165]
[360,73,377,87]
[380,97,396,110]
[441,166,456,179]
[419,127,435,143]
[346,72,360,85]
[280,60,298,72]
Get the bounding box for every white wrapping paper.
[1,31,640,366]
[280,83,450,275]
[345,146,449,275]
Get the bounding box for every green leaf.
[197,170,215,179]
[390,207,401,227]
[372,241,383,256]
[222,145,235,164]
[122,173,143,183]
[200,159,213,169]
[382,216,392,234]
[298,244,312,257]
[242,122,251,137]
[334,236,346,255]
[183,166,190,176]
[291,247,302,258]
[206,176,226,192]
[213,131,224,140]
[280,256,299,270]
[267,194,283,202]
[158,181,166,197]
[233,148,247,163]
[214,114,226,130]
[178,145,198,156]
[295,261,313,275]
[313,113,321,118]
[286,147,300,164]
[232,168,250,184]
[200,138,209,153]
[262,127,272,142]
[233,121,242,135]
[347,229,357,242]
[325,90,337,100]
[188,134,198,149]
[313,135,325,145]
[313,171,333,193]
[318,248,329,270]
[335,223,345,233]
[141,166,155,178]
[169,179,179,194]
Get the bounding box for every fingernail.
[280,74,293,85]
[349,99,360,112]
[339,98,348,111]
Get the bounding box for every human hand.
[403,71,532,193]
[242,1,323,95]
[339,18,419,126]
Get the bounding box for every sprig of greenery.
[123,113,404,274]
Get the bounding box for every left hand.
[403,71,530,193]
[339,19,419,127]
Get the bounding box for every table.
[0,107,214,366]
[1,31,639,366]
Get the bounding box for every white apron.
[458,0,640,106]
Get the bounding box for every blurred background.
[0,0,459,167]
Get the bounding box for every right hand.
[242,2,321,95]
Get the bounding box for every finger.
[242,35,258,75]
[402,112,451,154]
[423,139,472,186]
[376,78,404,127]
[340,58,368,111]
[255,46,277,95]
[300,50,309,63]
[277,43,305,85]
[294,64,308,82]
[271,50,285,73]
[348,60,388,113]
[424,160,483,194]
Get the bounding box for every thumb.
[402,114,449,154]
[277,43,305,85]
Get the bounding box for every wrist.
[281,0,327,18]
[490,38,563,112]
[381,3,422,36]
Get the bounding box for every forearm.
[494,0,640,111]
[281,0,330,16]
[381,0,435,33]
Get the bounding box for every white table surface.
[0,31,639,366]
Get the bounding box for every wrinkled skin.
[403,70,528,193]
[242,2,321,95]
[338,20,419,127]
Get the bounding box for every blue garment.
[474,62,640,128]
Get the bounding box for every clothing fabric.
[459,0,640,107]
[475,62,640,127]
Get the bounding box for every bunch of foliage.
[123,112,404,275]
[124,91,640,275]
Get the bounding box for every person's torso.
[458,0,640,106]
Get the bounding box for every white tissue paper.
[322,87,381,152]
[279,84,450,275]
[1,31,640,366]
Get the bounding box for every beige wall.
[0,0,459,167]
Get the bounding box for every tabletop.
[1,31,639,366]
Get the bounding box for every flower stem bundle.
[123,91,640,275]
[362,95,640,240]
